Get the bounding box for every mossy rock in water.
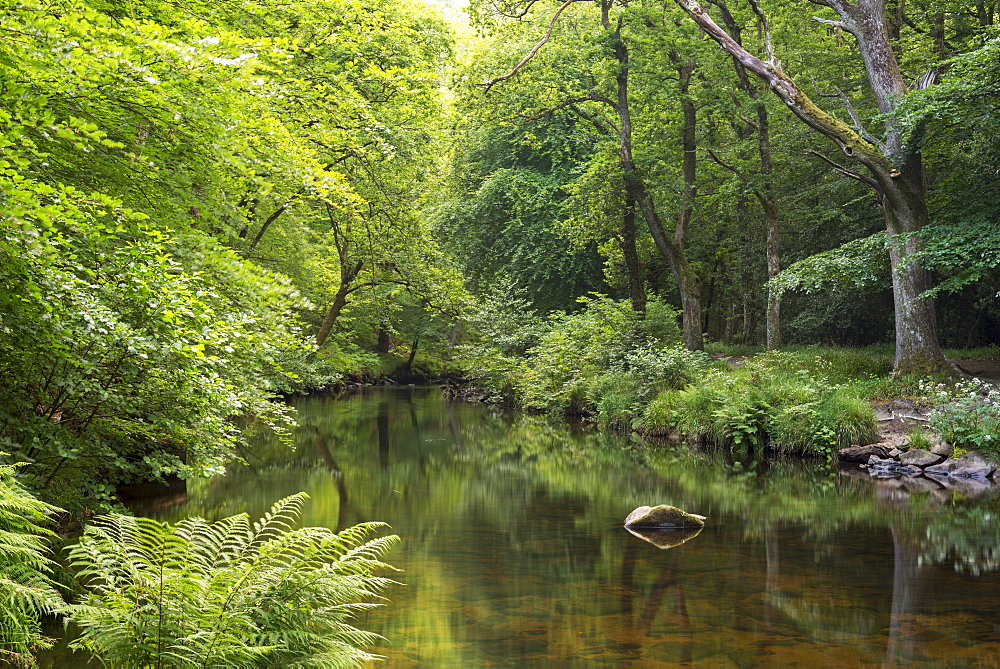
[624,505,706,529]
[625,525,703,549]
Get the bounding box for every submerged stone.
[624,505,706,529]
[625,525,703,549]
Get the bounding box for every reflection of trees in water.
[149,389,1000,665]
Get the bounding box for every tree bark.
[675,0,953,374]
[620,192,647,315]
[315,207,363,348]
[759,103,782,350]
[673,55,705,350]
[315,269,359,348]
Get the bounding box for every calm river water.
[133,386,1000,666]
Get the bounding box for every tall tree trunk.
[603,1,703,349]
[316,207,362,349]
[406,336,419,371]
[676,0,953,374]
[759,103,782,350]
[315,280,353,348]
[710,0,781,348]
[375,325,391,354]
[674,55,705,350]
[620,192,647,315]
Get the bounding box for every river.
[124,386,1000,666]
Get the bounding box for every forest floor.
[954,358,1000,380]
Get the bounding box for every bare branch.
[568,103,618,137]
[490,0,543,20]
[912,66,939,91]
[704,147,748,182]
[808,77,885,150]
[809,150,883,195]
[746,0,776,65]
[812,16,849,31]
[478,0,581,92]
[832,87,885,149]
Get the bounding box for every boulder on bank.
[899,448,945,468]
[624,505,706,529]
[925,451,996,479]
[838,444,888,463]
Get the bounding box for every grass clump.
[907,428,935,450]
[640,350,879,457]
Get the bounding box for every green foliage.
[517,296,682,414]
[769,233,889,300]
[640,350,879,457]
[906,428,934,451]
[0,0,468,507]
[461,281,548,356]
[433,119,606,313]
[0,177,300,504]
[924,379,1000,458]
[65,493,399,668]
[0,461,63,667]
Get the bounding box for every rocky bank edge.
[837,399,999,497]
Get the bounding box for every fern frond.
[65,493,399,668]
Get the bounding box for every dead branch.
[809,150,883,196]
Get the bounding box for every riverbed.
[134,386,1000,666]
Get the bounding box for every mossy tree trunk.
[621,193,647,316]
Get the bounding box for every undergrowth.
[461,294,998,459]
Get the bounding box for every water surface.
[143,386,1000,666]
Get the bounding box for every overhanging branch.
[478,0,580,92]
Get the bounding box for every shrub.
[589,372,644,431]
[639,390,684,436]
[634,350,878,457]
[925,379,1000,458]
[65,493,398,668]
[517,295,682,414]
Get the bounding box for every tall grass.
[639,349,879,457]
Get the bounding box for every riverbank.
[450,341,1000,467]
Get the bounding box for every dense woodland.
[2,0,1000,664]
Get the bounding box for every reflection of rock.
[624,505,706,529]
[900,476,944,495]
[625,525,703,549]
[946,477,995,499]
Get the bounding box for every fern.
[0,460,64,668]
[65,492,399,668]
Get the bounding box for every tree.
[470,0,719,349]
[673,0,954,374]
[433,118,608,313]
